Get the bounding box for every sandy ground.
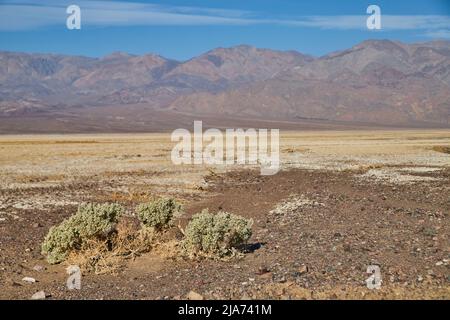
[0,130,449,299]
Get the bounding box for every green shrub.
[182,210,253,258]
[41,203,124,264]
[136,198,181,230]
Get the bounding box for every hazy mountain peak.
[101,51,136,60]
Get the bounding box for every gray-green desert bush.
[182,210,253,258]
[41,203,124,264]
[136,198,181,230]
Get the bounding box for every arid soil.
[0,130,449,299]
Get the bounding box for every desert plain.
[0,129,449,299]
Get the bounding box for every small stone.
[417,275,423,282]
[435,261,443,266]
[298,265,308,274]
[241,293,251,300]
[31,291,46,300]
[32,223,42,228]
[256,266,270,275]
[22,277,36,283]
[33,265,45,272]
[186,290,204,300]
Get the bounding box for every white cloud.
[0,0,258,30]
[0,0,449,39]
[281,15,450,31]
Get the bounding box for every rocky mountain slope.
[0,40,449,127]
[169,40,450,125]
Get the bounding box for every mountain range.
[1,39,449,132]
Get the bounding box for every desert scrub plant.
[136,198,181,231]
[182,210,253,259]
[67,217,155,274]
[41,203,124,264]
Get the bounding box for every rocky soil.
[0,168,449,299]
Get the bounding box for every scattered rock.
[241,293,251,300]
[30,291,46,300]
[186,290,204,300]
[33,265,45,272]
[256,266,270,275]
[22,277,36,283]
[298,265,308,275]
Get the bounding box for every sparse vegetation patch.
[67,217,154,274]
[41,198,184,273]
[136,198,181,230]
[41,203,124,264]
[182,210,253,259]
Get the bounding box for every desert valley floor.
[0,130,449,299]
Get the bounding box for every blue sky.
[0,0,449,60]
